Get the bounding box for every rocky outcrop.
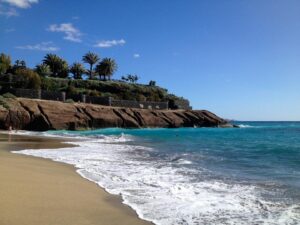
[0,98,233,131]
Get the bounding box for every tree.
[149,80,156,86]
[95,58,117,81]
[82,52,100,79]
[35,64,51,77]
[69,62,85,79]
[15,60,20,67]
[20,60,26,67]
[0,53,11,74]
[122,74,139,83]
[43,54,68,78]
[11,59,27,73]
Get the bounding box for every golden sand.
[0,134,152,225]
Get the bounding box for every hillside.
[0,75,190,109]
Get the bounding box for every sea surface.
[13,122,300,225]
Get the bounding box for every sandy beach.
[0,133,152,225]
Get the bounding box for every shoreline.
[0,132,152,225]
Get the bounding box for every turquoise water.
[18,122,300,224]
[49,122,300,190]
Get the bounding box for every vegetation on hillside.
[0,52,189,103]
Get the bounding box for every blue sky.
[1,0,300,121]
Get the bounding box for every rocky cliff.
[0,98,233,131]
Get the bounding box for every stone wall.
[111,99,168,110]
[9,88,41,99]
[85,96,111,105]
[169,99,192,110]
[0,88,169,110]
[41,90,65,101]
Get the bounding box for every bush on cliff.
[65,99,75,103]
[14,68,41,90]
[2,92,16,99]
[66,84,78,95]
[0,96,9,109]
[41,77,62,91]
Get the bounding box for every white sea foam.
[12,135,300,225]
[237,124,254,128]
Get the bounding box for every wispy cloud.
[0,4,18,17]
[48,23,82,42]
[72,16,79,20]
[0,0,38,17]
[133,53,140,58]
[94,39,126,48]
[1,0,38,8]
[15,42,59,51]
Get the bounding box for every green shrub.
[66,85,78,95]
[137,94,146,102]
[41,77,61,91]
[0,96,9,109]
[15,68,41,89]
[65,99,75,103]
[2,92,16,99]
[88,89,101,97]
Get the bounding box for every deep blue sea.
[14,122,300,224]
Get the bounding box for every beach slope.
[0,134,151,225]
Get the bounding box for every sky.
[1,0,300,121]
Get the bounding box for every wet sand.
[0,133,152,225]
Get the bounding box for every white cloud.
[0,4,18,16]
[1,0,38,8]
[48,23,82,42]
[94,39,126,48]
[15,42,59,51]
[133,53,140,58]
[72,16,79,20]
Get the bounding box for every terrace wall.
[111,99,168,110]
[0,87,170,110]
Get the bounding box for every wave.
[236,124,254,128]
[12,134,300,225]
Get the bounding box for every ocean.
[13,122,300,225]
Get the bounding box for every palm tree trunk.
[90,64,93,79]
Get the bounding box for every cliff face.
[0,98,232,131]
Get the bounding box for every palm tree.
[15,60,20,67]
[122,74,139,83]
[20,60,26,68]
[95,58,117,81]
[35,63,51,77]
[43,54,68,78]
[82,52,100,79]
[69,62,85,79]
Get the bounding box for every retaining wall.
[0,88,169,110]
[111,99,168,110]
